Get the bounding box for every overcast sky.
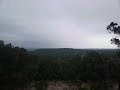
[0,0,120,48]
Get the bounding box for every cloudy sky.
[0,0,120,48]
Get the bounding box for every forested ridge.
[31,48,118,58]
[1,40,120,90]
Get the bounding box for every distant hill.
[26,48,38,51]
[30,48,117,58]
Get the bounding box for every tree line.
[1,40,120,90]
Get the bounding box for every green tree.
[107,22,120,49]
[0,40,38,90]
[107,22,120,90]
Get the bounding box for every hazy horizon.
[26,47,117,50]
[0,0,120,48]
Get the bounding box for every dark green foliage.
[0,41,38,90]
[1,40,120,89]
[31,48,118,58]
[35,80,48,90]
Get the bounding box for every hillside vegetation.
[1,40,120,90]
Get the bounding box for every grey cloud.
[10,40,60,48]
[0,18,59,48]
[0,0,119,48]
